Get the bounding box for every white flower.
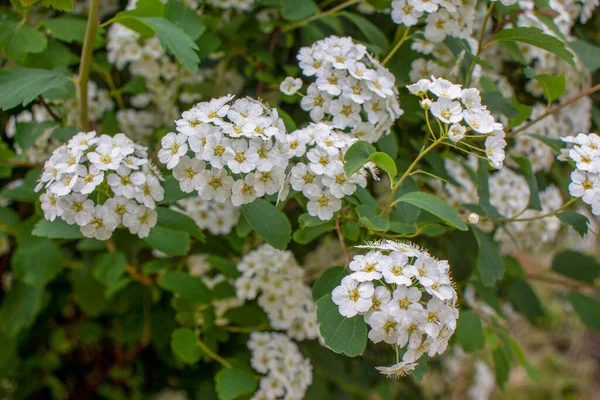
[331,276,374,317]
[305,187,341,220]
[107,168,146,199]
[224,139,259,174]
[380,251,412,285]
[135,175,164,207]
[569,170,599,204]
[80,205,119,240]
[231,174,258,206]
[159,132,189,169]
[301,83,332,121]
[429,76,462,99]
[407,78,432,96]
[73,165,104,194]
[349,251,383,282]
[58,193,95,226]
[87,143,122,170]
[280,77,302,95]
[387,285,423,322]
[463,109,495,134]
[321,163,356,198]
[391,0,424,27]
[430,98,463,124]
[104,196,137,223]
[198,168,234,202]
[375,361,417,377]
[461,88,482,110]
[368,308,400,344]
[123,205,157,238]
[448,124,466,142]
[40,191,61,221]
[468,213,480,224]
[173,156,205,193]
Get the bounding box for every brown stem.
[335,217,351,264]
[38,96,62,123]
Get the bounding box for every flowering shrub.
[1,0,600,399]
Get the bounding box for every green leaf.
[343,141,376,176]
[299,213,329,228]
[569,39,600,71]
[512,156,541,211]
[476,158,503,218]
[215,367,258,400]
[24,39,79,69]
[508,279,545,324]
[223,305,269,327]
[241,199,291,250]
[568,292,600,331]
[12,239,62,287]
[156,207,205,241]
[39,0,74,12]
[164,0,206,40]
[281,0,318,21]
[92,252,128,295]
[42,17,102,44]
[0,68,71,110]
[552,250,600,282]
[454,310,484,353]
[51,126,78,142]
[491,27,575,66]
[493,348,510,389]
[508,97,533,128]
[472,226,504,286]
[368,152,397,180]
[157,271,211,305]
[556,212,589,238]
[32,218,84,239]
[339,12,389,54]
[144,226,190,256]
[312,266,347,302]
[357,204,389,232]
[139,17,199,71]
[171,328,202,363]
[395,192,468,231]
[528,133,566,152]
[206,255,241,278]
[342,220,360,241]
[316,294,368,357]
[534,74,566,104]
[0,283,44,337]
[508,337,537,381]
[293,223,334,244]
[15,121,58,150]
[160,176,193,204]
[120,76,146,94]
[0,168,40,203]
[0,20,47,60]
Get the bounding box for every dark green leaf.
[0,69,71,110]
[139,17,199,71]
[477,158,503,218]
[341,220,360,241]
[215,367,258,400]
[491,27,575,66]
[293,223,334,244]
[281,0,318,21]
[0,20,47,60]
[32,218,84,239]
[493,347,510,389]
[144,226,191,256]
[343,141,376,176]
[92,252,128,295]
[206,255,241,279]
[569,39,600,71]
[171,328,202,363]
[0,283,44,337]
[157,271,211,304]
[472,226,504,286]
[339,12,389,54]
[51,126,78,142]
[568,292,600,331]
[316,294,367,357]
[12,239,62,287]
[15,121,58,150]
[312,266,347,302]
[556,212,589,238]
[395,192,468,231]
[552,250,600,282]
[241,199,291,250]
[164,0,206,40]
[454,310,485,353]
[157,207,205,241]
[508,279,545,324]
[357,204,389,232]
[512,156,541,211]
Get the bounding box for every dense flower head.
[177,197,240,235]
[36,131,163,240]
[332,240,459,375]
[235,244,319,341]
[164,95,289,207]
[283,122,370,220]
[295,36,403,142]
[248,332,312,400]
[561,133,600,215]
[408,76,507,169]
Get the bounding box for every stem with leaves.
[382,27,411,66]
[495,197,578,223]
[281,0,361,32]
[78,0,100,131]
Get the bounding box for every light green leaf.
[12,239,62,287]
[491,27,575,66]
[552,250,600,282]
[24,39,79,69]
[472,226,504,286]
[368,152,397,180]
[206,255,241,279]
[42,17,102,45]
[51,126,78,142]
[215,367,258,400]
[157,271,211,305]
[395,191,468,231]
[139,17,199,71]
[281,0,318,21]
[568,292,600,331]
[508,337,537,381]
[556,212,589,238]
[312,266,346,302]
[0,283,44,337]
[171,328,202,363]
[32,218,84,239]
[0,20,47,60]
[241,199,291,250]
[316,294,368,357]
[570,39,600,71]
[0,69,71,110]
[534,74,566,104]
[144,225,190,256]
[39,0,74,11]
[164,0,206,40]
[493,348,510,389]
[344,141,376,176]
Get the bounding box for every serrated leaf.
[32,218,84,239]
[215,367,258,400]
[0,20,47,60]
[343,141,376,176]
[0,69,71,110]
[241,198,291,250]
[139,17,199,71]
[556,212,589,238]
[534,74,566,104]
[42,17,102,44]
[395,192,468,231]
[157,271,211,304]
[472,226,504,286]
[164,0,206,40]
[171,328,202,363]
[491,27,575,66]
[316,294,367,357]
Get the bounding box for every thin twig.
[256,27,281,97]
[335,217,351,264]
[38,96,62,123]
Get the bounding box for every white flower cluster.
[331,240,458,377]
[562,133,600,215]
[36,132,164,240]
[235,244,318,341]
[248,332,312,400]
[296,36,403,143]
[207,0,254,11]
[163,95,289,207]
[285,123,369,220]
[408,76,506,169]
[177,197,240,235]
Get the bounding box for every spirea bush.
[1,0,600,399]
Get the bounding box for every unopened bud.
[468,213,480,224]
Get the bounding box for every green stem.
[496,197,578,223]
[78,0,100,131]
[196,336,232,369]
[382,27,411,66]
[465,2,495,87]
[281,0,361,32]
